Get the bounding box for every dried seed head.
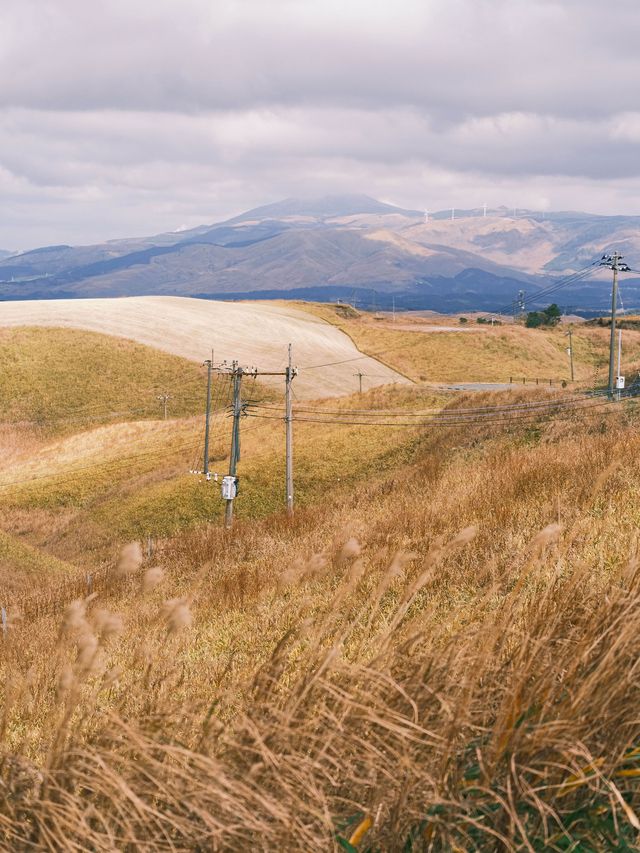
[340,538,362,561]
[163,597,192,634]
[142,566,165,593]
[116,541,144,577]
[63,599,88,635]
[348,557,366,585]
[530,523,563,554]
[57,664,75,700]
[92,608,124,642]
[278,557,305,589]
[451,526,478,547]
[386,551,417,582]
[277,567,300,590]
[76,632,100,672]
[102,666,122,689]
[304,553,328,580]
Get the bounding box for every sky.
[2,0,640,250]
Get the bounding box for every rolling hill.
[1,195,640,311]
[0,297,406,398]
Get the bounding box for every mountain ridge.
[1,195,639,312]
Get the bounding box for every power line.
[246,389,640,429]
[249,388,615,419]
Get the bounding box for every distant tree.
[476,316,488,324]
[525,311,546,328]
[526,304,562,328]
[459,316,468,324]
[545,303,562,324]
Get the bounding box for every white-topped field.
[0,296,407,398]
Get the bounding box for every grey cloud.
[1,0,640,249]
[1,0,639,121]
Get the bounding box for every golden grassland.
[1,391,640,848]
[0,383,445,574]
[0,327,208,434]
[293,302,640,385]
[2,323,640,847]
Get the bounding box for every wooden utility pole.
[224,362,242,529]
[565,326,574,382]
[218,351,297,527]
[203,358,213,478]
[354,371,364,394]
[285,343,297,517]
[601,251,630,396]
[608,255,619,396]
[156,392,171,420]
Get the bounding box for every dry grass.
[294,303,640,385]
[0,297,406,398]
[1,391,640,848]
[0,327,210,436]
[0,384,443,573]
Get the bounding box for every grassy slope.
[4,320,640,845]
[0,528,77,600]
[3,391,640,847]
[294,302,640,384]
[0,326,208,434]
[0,384,445,556]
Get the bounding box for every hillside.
[1,313,640,846]
[2,195,639,311]
[296,302,640,384]
[2,380,640,847]
[0,297,407,398]
[0,327,209,435]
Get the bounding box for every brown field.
[295,302,640,386]
[1,316,640,848]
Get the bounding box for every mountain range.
[2,194,640,313]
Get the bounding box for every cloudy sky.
[2,0,640,250]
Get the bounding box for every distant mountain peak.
[230,194,423,222]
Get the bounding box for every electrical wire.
[480,264,600,320]
[245,389,640,429]
[249,388,614,418]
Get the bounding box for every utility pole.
[617,328,623,400]
[354,371,364,394]
[203,358,213,478]
[565,326,575,382]
[601,251,630,396]
[285,344,297,517]
[224,362,242,529]
[217,353,298,526]
[156,392,171,420]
